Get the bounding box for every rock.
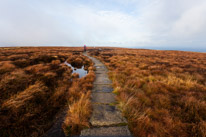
[92,84,113,93]
[93,74,112,84]
[90,104,127,126]
[80,126,131,137]
[92,92,115,104]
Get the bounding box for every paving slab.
[92,92,115,104]
[82,52,132,136]
[95,63,104,67]
[94,75,112,84]
[94,64,106,68]
[95,75,111,81]
[95,65,107,69]
[92,84,113,93]
[96,68,108,72]
[80,126,131,137]
[90,104,127,126]
[95,73,109,77]
[95,71,108,75]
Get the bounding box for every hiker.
[84,45,87,52]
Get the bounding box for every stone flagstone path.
[81,53,131,136]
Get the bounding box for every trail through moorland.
[44,52,131,137]
[80,52,131,136]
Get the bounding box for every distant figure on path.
[84,45,87,52]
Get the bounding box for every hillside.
[0,47,95,137]
[89,47,206,137]
[0,47,205,137]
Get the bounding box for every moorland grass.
[89,48,206,137]
[0,47,94,137]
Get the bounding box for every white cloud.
[132,0,206,47]
[172,1,206,38]
[0,0,206,50]
[67,8,150,45]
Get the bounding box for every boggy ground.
[88,47,206,137]
[0,47,95,137]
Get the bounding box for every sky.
[0,0,206,51]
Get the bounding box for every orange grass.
[89,48,206,137]
[0,47,93,137]
[62,91,92,135]
[62,64,95,136]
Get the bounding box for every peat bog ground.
[0,47,206,137]
[0,47,95,137]
[89,47,206,137]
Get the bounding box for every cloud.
[0,0,80,46]
[133,0,206,47]
[0,0,206,50]
[171,1,206,39]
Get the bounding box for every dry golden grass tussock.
[84,71,95,83]
[49,83,69,108]
[0,70,31,101]
[0,61,16,75]
[0,47,91,137]
[62,58,95,136]
[165,74,198,89]
[25,64,51,74]
[2,81,48,112]
[62,91,91,135]
[72,73,80,79]
[89,48,206,137]
[67,81,82,103]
